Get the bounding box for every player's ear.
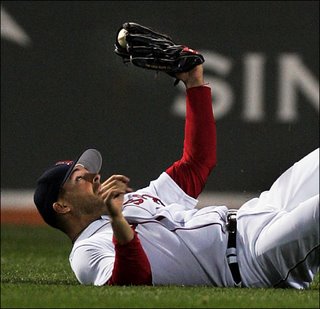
[53,202,71,214]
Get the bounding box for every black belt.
[226,209,242,286]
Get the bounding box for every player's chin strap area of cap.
[226,209,242,287]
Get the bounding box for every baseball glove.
[114,22,204,83]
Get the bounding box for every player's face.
[61,166,106,217]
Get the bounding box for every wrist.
[110,212,125,223]
[176,64,204,89]
[185,78,205,89]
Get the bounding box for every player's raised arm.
[166,64,217,198]
[115,23,216,198]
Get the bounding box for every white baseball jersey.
[69,148,319,288]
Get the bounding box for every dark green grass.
[1,224,319,308]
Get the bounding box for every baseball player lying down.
[34,64,319,289]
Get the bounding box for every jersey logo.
[123,193,165,207]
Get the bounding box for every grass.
[1,224,319,308]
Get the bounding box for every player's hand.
[98,175,133,218]
[175,64,204,89]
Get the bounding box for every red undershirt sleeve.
[106,229,152,286]
[166,85,217,198]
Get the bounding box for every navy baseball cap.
[33,149,102,228]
